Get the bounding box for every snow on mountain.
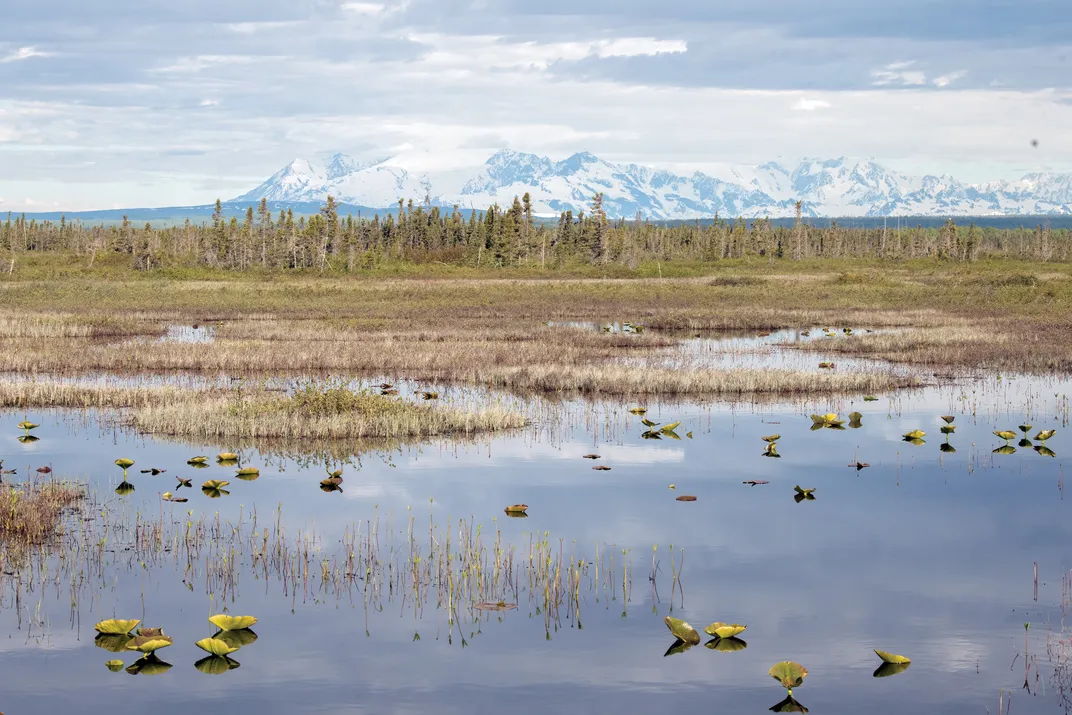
[233,151,1072,219]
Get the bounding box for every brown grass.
[0,480,86,545]
[0,380,206,408]
[132,384,526,440]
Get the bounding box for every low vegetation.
[0,479,87,545]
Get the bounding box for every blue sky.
[1,0,1070,211]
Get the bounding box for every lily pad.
[214,628,258,649]
[994,430,1017,441]
[17,435,40,443]
[864,395,879,402]
[664,640,696,657]
[1035,429,1057,441]
[704,622,747,639]
[769,661,808,690]
[905,438,926,446]
[903,430,925,440]
[17,421,39,431]
[105,660,125,672]
[661,422,682,433]
[705,637,748,652]
[664,616,701,645]
[504,504,528,515]
[1035,445,1057,458]
[940,415,955,424]
[793,486,816,496]
[208,614,258,631]
[202,479,230,490]
[194,655,241,675]
[874,649,911,664]
[217,452,239,461]
[114,458,135,469]
[993,445,1017,455]
[593,465,612,471]
[95,619,140,635]
[187,456,209,464]
[235,467,260,477]
[940,425,956,434]
[136,627,165,638]
[762,434,781,443]
[939,443,956,453]
[629,407,647,415]
[196,637,239,657]
[125,635,174,654]
[873,662,911,678]
[474,601,517,611]
[675,495,697,502]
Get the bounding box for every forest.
[2,193,1069,272]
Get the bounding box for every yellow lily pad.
[704,622,747,639]
[95,619,140,635]
[874,649,910,664]
[208,614,258,631]
[196,637,239,657]
[664,616,701,645]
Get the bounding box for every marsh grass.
[0,479,86,545]
[132,383,526,439]
[0,380,203,408]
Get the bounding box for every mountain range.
[233,150,1072,220]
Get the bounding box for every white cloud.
[0,46,52,63]
[199,98,220,107]
[791,98,832,111]
[341,1,387,14]
[933,70,968,87]
[594,38,688,58]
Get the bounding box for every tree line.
[2,193,1069,272]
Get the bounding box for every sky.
[1,0,1071,211]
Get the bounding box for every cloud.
[933,70,968,87]
[792,98,832,111]
[0,46,52,63]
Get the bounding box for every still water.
[1,371,1071,715]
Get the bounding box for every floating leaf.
[629,407,647,415]
[1019,424,1033,434]
[641,418,658,428]
[903,430,925,440]
[202,486,230,498]
[235,467,259,477]
[769,694,809,713]
[196,637,239,657]
[994,430,1017,441]
[705,623,747,639]
[503,504,528,515]
[114,458,134,469]
[675,495,697,502]
[216,453,239,461]
[661,422,681,433]
[95,619,140,635]
[105,660,125,672]
[320,483,342,493]
[421,391,439,400]
[1035,430,1057,441]
[940,425,956,434]
[194,655,240,675]
[582,454,600,460]
[320,477,343,487]
[864,396,879,402]
[593,465,612,471]
[940,415,955,424]
[1035,445,1057,458]
[664,616,701,645]
[993,445,1017,455]
[705,637,748,652]
[202,479,229,490]
[474,601,517,611]
[743,480,770,486]
[794,492,817,503]
[762,434,781,443]
[1019,438,1033,448]
[848,461,870,470]
[214,628,258,649]
[125,635,173,654]
[208,614,258,631]
[187,456,209,465]
[17,434,39,443]
[641,430,662,440]
[769,661,808,690]
[874,650,911,664]
[905,438,926,446]
[17,421,39,431]
[136,627,165,638]
[873,662,911,678]
[940,442,957,454]
[126,655,172,676]
[793,486,816,496]
[848,412,862,422]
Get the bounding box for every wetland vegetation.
[1,235,1072,713]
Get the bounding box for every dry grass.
[132,384,526,440]
[0,480,86,545]
[0,380,205,408]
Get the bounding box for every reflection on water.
[1,361,1072,713]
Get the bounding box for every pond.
[1,365,1071,714]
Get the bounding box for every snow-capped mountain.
[232,150,1072,219]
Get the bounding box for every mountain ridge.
[233,150,1072,219]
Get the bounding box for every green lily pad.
[863,396,879,402]
[114,458,134,469]
[214,628,258,649]
[664,640,696,657]
[208,614,258,631]
[105,659,125,672]
[202,479,230,490]
[769,661,808,689]
[704,622,747,639]
[125,635,173,654]
[940,425,956,434]
[874,649,910,664]
[17,435,40,443]
[196,637,239,657]
[194,655,241,674]
[17,421,39,431]
[187,456,209,464]
[217,452,239,461]
[235,467,260,477]
[993,445,1017,455]
[1035,445,1057,458]
[663,616,701,645]
[793,486,816,496]
[95,619,140,635]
